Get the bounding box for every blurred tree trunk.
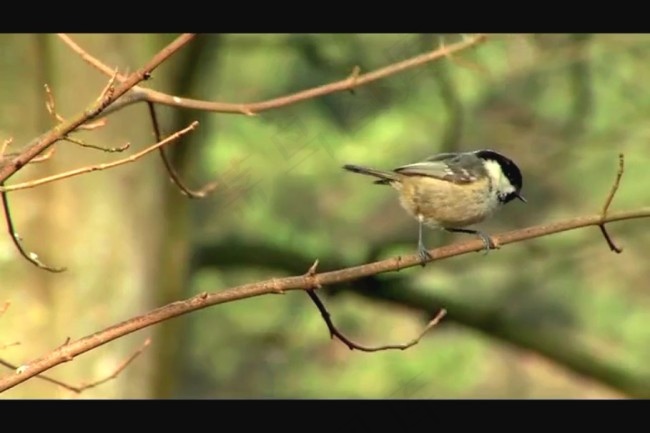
[1,34,171,398]
[148,34,222,398]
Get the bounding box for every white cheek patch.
[483,159,515,195]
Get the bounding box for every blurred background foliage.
[1,33,649,399]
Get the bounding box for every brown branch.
[1,204,647,392]
[0,33,196,184]
[57,33,488,116]
[0,138,12,157]
[45,83,107,131]
[307,289,446,352]
[599,153,625,253]
[0,122,199,193]
[0,338,150,394]
[302,259,446,351]
[1,188,66,272]
[147,102,218,199]
[1,139,64,270]
[63,136,130,153]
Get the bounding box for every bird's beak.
[516,193,527,203]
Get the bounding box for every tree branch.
[360,281,650,399]
[0,122,199,193]
[308,287,446,352]
[0,338,150,394]
[0,205,647,393]
[0,33,196,184]
[1,138,64,272]
[147,102,218,198]
[599,153,625,253]
[303,259,447,352]
[57,34,488,116]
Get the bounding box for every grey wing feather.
[393,153,480,184]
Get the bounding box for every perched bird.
[343,149,526,265]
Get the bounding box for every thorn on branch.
[347,65,361,94]
[599,153,625,253]
[0,190,67,273]
[239,105,256,116]
[304,259,322,290]
[271,278,285,295]
[306,289,446,352]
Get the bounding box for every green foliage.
[182,34,650,398]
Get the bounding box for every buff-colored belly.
[394,176,497,229]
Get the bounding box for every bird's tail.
[342,164,401,185]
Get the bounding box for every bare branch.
[0,190,66,272]
[1,138,12,157]
[0,33,196,184]
[307,288,446,352]
[599,153,625,253]
[0,338,150,394]
[63,136,130,153]
[0,122,198,193]
[147,103,218,199]
[57,33,488,116]
[45,84,107,131]
[1,201,647,392]
[72,337,151,392]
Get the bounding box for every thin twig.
[0,301,9,317]
[0,342,20,351]
[0,33,196,184]
[45,84,106,131]
[63,136,130,153]
[0,122,198,193]
[1,140,63,271]
[57,33,488,116]
[1,138,12,157]
[307,289,446,352]
[147,102,218,198]
[0,338,150,394]
[302,260,446,351]
[73,337,151,392]
[0,189,66,272]
[46,84,125,152]
[1,200,646,392]
[599,153,625,253]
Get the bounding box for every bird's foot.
[417,243,433,267]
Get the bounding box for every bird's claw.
[417,244,433,267]
[477,232,497,255]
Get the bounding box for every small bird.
[343,149,526,265]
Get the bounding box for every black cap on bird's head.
[474,149,526,204]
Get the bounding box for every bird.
[342,149,526,265]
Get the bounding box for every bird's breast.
[396,176,499,228]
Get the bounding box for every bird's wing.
[393,153,479,184]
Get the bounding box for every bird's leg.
[445,228,495,255]
[417,217,433,266]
